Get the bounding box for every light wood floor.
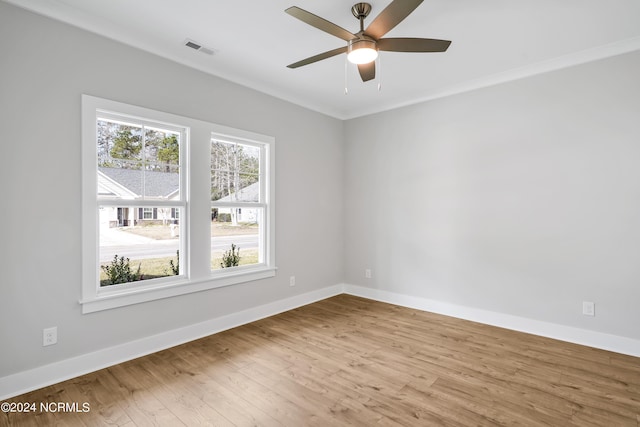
[2,294,639,426]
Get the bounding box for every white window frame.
[81,95,276,314]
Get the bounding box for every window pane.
[97,118,181,200]
[99,205,181,286]
[211,140,260,202]
[211,207,262,270]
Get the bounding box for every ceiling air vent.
[184,39,215,55]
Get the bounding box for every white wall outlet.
[365,269,372,279]
[582,301,595,316]
[289,276,296,287]
[43,327,57,346]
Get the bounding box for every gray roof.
[217,181,260,202]
[98,167,179,198]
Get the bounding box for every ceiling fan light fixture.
[347,39,378,64]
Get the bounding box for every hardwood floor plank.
[238,361,355,426]
[67,373,133,426]
[135,353,235,426]
[105,362,188,426]
[3,294,639,426]
[170,346,283,427]
[430,375,565,426]
[179,345,328,426]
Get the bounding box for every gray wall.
[344,50,640,340]
[0,2,344,376]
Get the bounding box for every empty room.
[1,0,639,425]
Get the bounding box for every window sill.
[80,267,277,314]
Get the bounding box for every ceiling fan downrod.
[351,3,372,31]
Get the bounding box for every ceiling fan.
[285,0,451,82]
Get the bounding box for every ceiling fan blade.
[364,0,424,40]
[287,46,348,68]
[358,62,376,82]
[285,6,357,42]
[378,37,451,52]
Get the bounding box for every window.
[82,95,275,313]
[142,208,155,220]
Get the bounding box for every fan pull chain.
[377,54,382,92]
[344,56,349,95]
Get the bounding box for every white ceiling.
[6,0,640,119]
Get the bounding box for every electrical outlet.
[43,327,57,346]
[582,301,595,317]
[289,276,296,287]
[365,269,372,279]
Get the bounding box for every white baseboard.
[343,284,640,358]
[0,284,343,400]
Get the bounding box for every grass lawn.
[100,222,259,286]
[99,256,177,285]
[211,248,259,270]
[100,249,259,285]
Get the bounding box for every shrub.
[168,250,179,275]
[221,244,241,268]
[101,255,141,285]
[217,213,231,222]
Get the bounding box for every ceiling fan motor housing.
[348,37,377,53]
[351,3,372,20]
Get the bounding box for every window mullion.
[211,202,265,209]
[98,199,186,208]
[141,125,147,198]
